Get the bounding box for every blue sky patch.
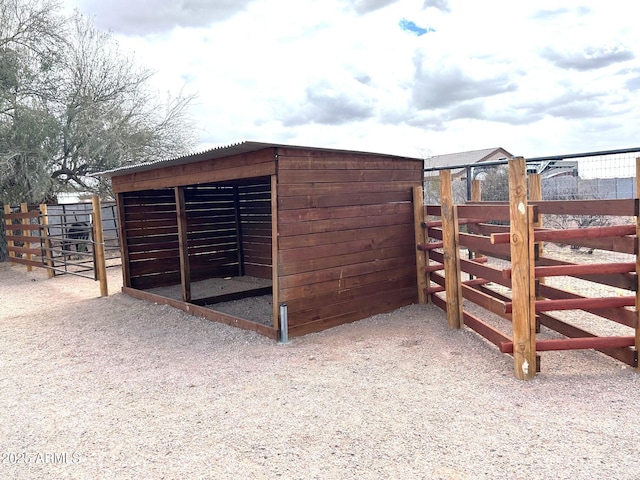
[399,18,435,36]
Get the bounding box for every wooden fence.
[3,196,114,296]
[415,157,639,380]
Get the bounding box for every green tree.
[1,0,197,203]
[0,0,198,259]
[1,0,65,203]
[47,14,197,198]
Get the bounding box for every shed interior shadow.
[121,176,273,327]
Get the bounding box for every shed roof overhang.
[96,140,424,178]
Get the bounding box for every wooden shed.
[103,141,424,338]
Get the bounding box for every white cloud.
[63,0,640,158]
[348,0,399,14]
[74,0,254,34]
[423,0,450,13]
[411,55,517,110]
[279,77,377,126]
[540,46,635,71]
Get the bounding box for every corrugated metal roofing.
[96,140,424,177]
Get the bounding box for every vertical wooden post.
[92,196,108,297]
[440,170,463,329]
[469,179,482,263]
[20,203,32,272]
[413,186,427,304]
[116,193,131,288]
[271,175,280,331]
[174,187,191,302]
[471,179,482,203]
[529,173,544,259]
[4,204,15,260]
[39,204,55,278]
[635,158,640,371]
[529,173,543,335]
[509,158,536,380]
[528,174,542,203]
[232,185,245,276]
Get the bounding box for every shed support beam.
[116,192,132,288]
[233,185,245,276]
[271,174,280,332]
[175,186,191,302]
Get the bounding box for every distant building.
[424,147,513,179]
[423,147,514,203]
[56,192,83,204]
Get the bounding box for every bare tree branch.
[1,1,198,206]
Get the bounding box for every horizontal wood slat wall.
[123,189,180,289]
[184,185,241,282]
[237,179,272,279]
[275,148,423,336]
[111,149,277,193]
[122,178,273,289]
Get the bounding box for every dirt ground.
[1,261,640,480]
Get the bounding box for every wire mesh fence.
[423,147,640,204]
[45,202,121,270]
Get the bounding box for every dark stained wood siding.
[113,149,276,293]
[184,185,242,281]
[123,188,180,289]
[113,144,423,337]
[275,147,423,336]
[111,149,276,193]
[237,180,272,279]
[121,179,272,290]
[182,179,272,281]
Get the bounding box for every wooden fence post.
[469,179,482,262]
[529,173,543,335]
[529,173,544,261]
[439,170,463,328]
[39,204,55,278]
[635,158,640,371]
[471,179,481,203]
[20,203,33,272]
[508,158,537,379]
[4,204,15,260]
[413,186,427,304]
[92,196,108,297]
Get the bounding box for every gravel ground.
[1,262,640,479]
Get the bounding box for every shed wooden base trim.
[122,287,278,339]
[190,286,273,306]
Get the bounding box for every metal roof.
[96,140,424,177]
[424,147,513,169]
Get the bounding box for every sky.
[62,0,640,159]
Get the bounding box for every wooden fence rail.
[416,157,640,379]
[3,196,112,296]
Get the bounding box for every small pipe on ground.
[278,303,289,344]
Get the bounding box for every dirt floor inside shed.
[146,275,273,325]
[1,261,640,479]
